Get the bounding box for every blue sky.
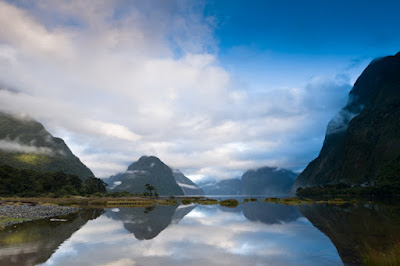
[0,0,399,181]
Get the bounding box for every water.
[1,200,400,265]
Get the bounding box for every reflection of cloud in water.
[42,204,342,266]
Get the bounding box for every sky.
[0,0,399,181]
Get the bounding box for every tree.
[144,183,156,196]
[84,177,108,194]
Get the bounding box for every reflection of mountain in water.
[299,202,400,265]
[107,204,196,240]
[242,202,301,224]
[0,209,103,266]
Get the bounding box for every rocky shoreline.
[0,204,79,228]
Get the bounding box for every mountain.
[242,167,297,196]
[0,112,94,180]
[292,52,400,192]
[172,168,204,195]
[107,155,184,196]
[200,166,297,196]
[200,178,242,195]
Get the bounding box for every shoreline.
[0,203,79,229]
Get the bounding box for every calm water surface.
[1,200,400,265]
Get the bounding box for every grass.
[243,198,258,202]
[2,196,357,209]
[361,242,400,266]
[1,196,192,208]
[0,217,30,229]
[219,199,239,207]
[264,197,356,205]
[179,197,219,205]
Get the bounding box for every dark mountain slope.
[0,112,93,180]
[292,52,400,191]
[108,156,184,196]
[242,166,297,195]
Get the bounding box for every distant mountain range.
[105,155,204,196]
[292,52,400,192]
[200,166,297,196]
[200,178,242,195]
[0,112,93,180]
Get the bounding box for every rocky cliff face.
[292,52,400,192]
[0,112,94,180]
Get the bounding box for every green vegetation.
[0,165,107,197]
[296,165,400,197]
[0,217,29,229]
[219,199,239,207]
[144,184,158,197]
[0,113,94,180]
[84,177,108,194]
[179,197,219,205]
[297,155,400,196]
[361,242,400,265]
[243,198,258,202]
[264,197,355,205]
[181,198,193,205]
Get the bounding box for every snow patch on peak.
[177,182,199,190]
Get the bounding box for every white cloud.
[0,139,53,155]
[0,0,354,180]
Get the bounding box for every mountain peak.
[128,155,164,171]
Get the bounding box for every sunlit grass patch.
[156,199,178,205]
[219,199,239,207]
[106,199,155,207]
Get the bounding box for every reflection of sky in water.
[40,204,342,266]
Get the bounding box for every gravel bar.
[0,204,79,227]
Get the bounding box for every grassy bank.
[264,197,358,205]
[1,196,363,208]
[0,196,244,208]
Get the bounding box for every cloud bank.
[0,139,53,155]
[0,0,356,180]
